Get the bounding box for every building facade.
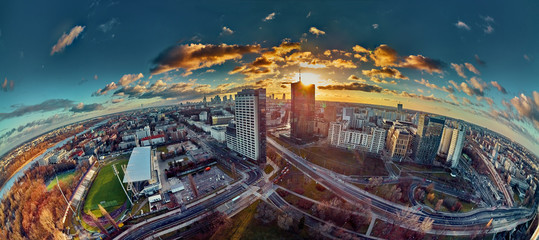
[328,122,386,154]
[227,89,266,163]
[415,114,445,165]
[447,124,465,168]
[290,81,315,141]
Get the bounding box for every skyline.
[1,0,539,157]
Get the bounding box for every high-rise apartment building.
[387,127,412,159]
[291,81,315,141]
[328,122,386,153]
[415,114,445,165]
[447,124,465,168]
[225,89,266,163]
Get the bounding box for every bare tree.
[254,201,276,224]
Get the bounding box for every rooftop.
[123,147,152,183]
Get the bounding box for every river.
[0,119,108,200]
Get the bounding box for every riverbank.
[0,148,46,192]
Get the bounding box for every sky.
[0,0,538,157]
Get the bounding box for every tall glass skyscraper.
[415,114,445,165]
[290,81,315,142]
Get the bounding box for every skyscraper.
[415,114,445,165]
[228,88,266,163]
[290,81,315,141]
[397,103,403,112]
[447,124,465,168]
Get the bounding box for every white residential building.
[447,124,465,168]
[329,122,386,154]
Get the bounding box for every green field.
[46,170,76,191]
[83,157,129,217]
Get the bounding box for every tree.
[298,215,305,230]
[254,201,276,224]
[426,183,435,193]
[277,212,294,230]
[427,193,436,203]
[435,199,443,211]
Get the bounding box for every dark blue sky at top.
[0,0,538,156]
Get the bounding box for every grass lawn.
[263,164,274,175]
[278,165,337,202]
[83,157,129,217]
[46,170,76,191]
[421,189,476,213]
[270,136,387,176]
[212,199,308,240]
[157,146,169,153]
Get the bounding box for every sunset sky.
[0,0,538,157]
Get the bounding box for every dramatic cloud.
[0,99,74,121]
[451,63,467,78]
[92,82,118,96]
[484,25,494,34]
[491,81,507,94]
[524,54,531,61]
[220,26,234,36]
[98,18,119,33]
[448,94,459,104]
[372,24,379,29]
[309,27,326,36]
[370,77,397,85]
[263,12,276,21]
[510,91,539,129]
[399,55,443,74]
[150,43,260,75]
[370,44,398,67]
[477,96,494,106]
[50,25,85,55]
[455,21,471,30]
[362,67,408,79]
[111,98,124,103]
[464,62,480,75]
[348,75,366,82]
[318,82,383,93]
[70,102,104,113]
[352,45,369,53]
[460,81,484,97]
[119,73,144,86]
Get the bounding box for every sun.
[293,72,330,86]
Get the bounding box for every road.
[267,137,534,235]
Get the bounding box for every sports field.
[83,157,129,217]
[46,170,76,191]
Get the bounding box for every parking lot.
[174,166,232,203]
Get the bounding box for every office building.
[291,81,315,141]
[415,114,445,165]
[397,103,403,113]
[226,89,266,163]
[438,125,454,157]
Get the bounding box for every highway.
[267,137,534,235]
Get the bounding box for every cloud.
[482,16,495,23]
[205,69,216,73]
[477,96,494,106]
[451,63,467,78]
[306,11,311,18]
[309,27,326,36]
[347,75,366,82]
[111,98,124,103]
[150,43,260,75]
[448,94,459,104]
[524,54,531,61]
[448,80,460,90]
[50,25,85,55]
[464,62,480,75]
[455,21,471,30]
[118,73,144,86]
[94,74,99,80]
[468,77,487,93]
[484,25,494,34]
[370,44,398,67]
[362,67,408,79]
[70,102,104,113]
[92,82,118,96]
[460,82,483,97]
[510,91,539,129]
[399,55,443,74]
[352,45,369,54]
[0,99,74,121]
[263,12,276,21]
[490,81,507,94]
[318,82,383,93]
[372,24,379,29]
[414,78,441,90]
[220,26,234,36]
[98,18,119,33]
[2,78,14,92]
[475,54,486,66]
